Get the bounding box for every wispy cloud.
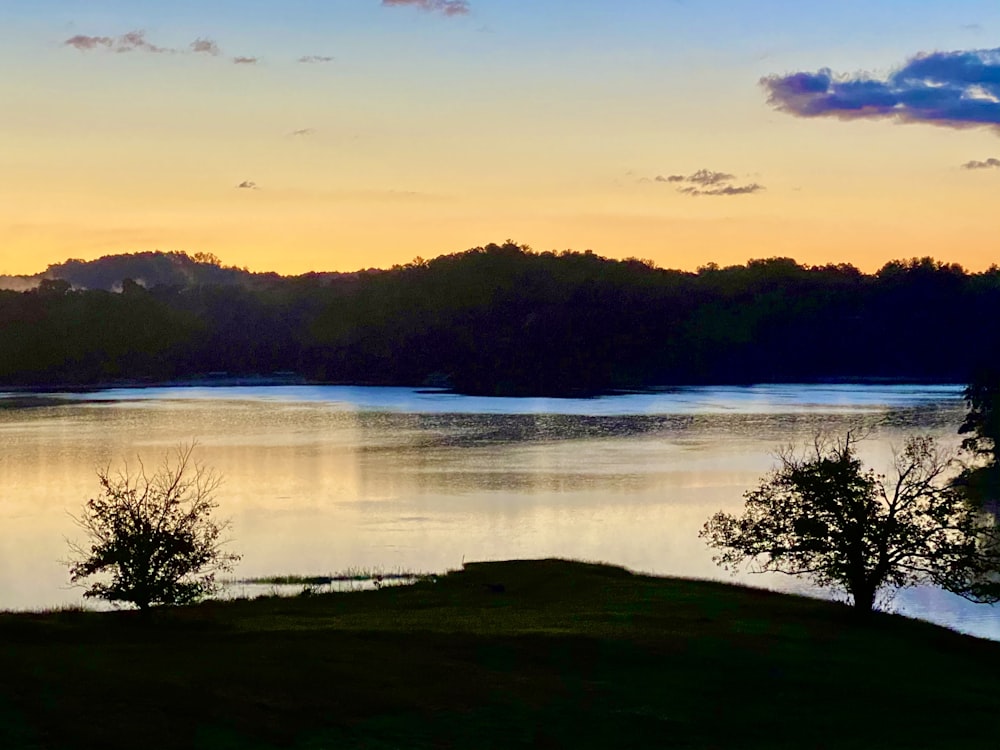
[381,0,471,17]
[679,183,765,196]
[962,157,1000,169]
[190,38,221,56]
[298,55,335,64]
[289,128,317,137]
[657,169,734,186]
[64,34,115,51]
[652,169,764,197]
[762,47,1000,131]
[65,30,173,54]
[65,32,270,65]
[236,180,259,190]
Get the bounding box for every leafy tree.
[959,372,1000,465]
[701,433,1000,612]
[36,278,71,296]
[956,370,1000,510]
[68,444,240,611]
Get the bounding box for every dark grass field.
[1,559,998,749]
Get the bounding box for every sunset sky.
[2,1,999,276]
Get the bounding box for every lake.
[1,383,997,639]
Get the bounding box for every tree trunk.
[851,584,876,613]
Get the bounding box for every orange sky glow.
[3,1,1000,276]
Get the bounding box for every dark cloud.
[65,31,237,60]
[236,181,259,190]
[679,183,765,196]
[64,30,172,54]
[685,169,734,186]
[290,128,316,136]
[381,0,471,16]
[64,34,114,50]
[762,47,1000,131]
[232,56,259,65]
[655,169,763,197]
[298,55,335,64]
[191,38,221,56]
[962,157,1000,169]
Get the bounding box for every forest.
[2,242,999,395]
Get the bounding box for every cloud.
[298,55,335,64]
[678,183,765,196]
[232,56,259,65]
[65,31,236,60]
[381,0,471,16]
[64,34,114,51]
[962,157,1000,169]
[654,171,737,186]
[64,30,173,54]
[762,47,1000,131]
[191,38,221,56]
[654,169,764,197]
[236,181,259,190]
[290,128,316,137]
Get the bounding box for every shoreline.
[0,374,967,400]
[2,559,999,749]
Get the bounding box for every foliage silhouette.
[67,444,240,611]
[956,370,1000,510]
[5,245,1000,393]
[959,372,1000,465]
[701,432,1000,611]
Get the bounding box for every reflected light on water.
[3,383,997,641]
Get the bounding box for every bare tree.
[68,444,240,611]
[701,432,1000,612]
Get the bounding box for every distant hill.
[3,242,1000,393]
[0,274,38,292]
[2,251,284,291]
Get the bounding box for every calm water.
[2,383,996,639]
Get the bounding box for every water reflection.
[3,384,997,640]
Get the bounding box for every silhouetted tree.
[702,432,1000,612]
[6,244,1000,392]
[36,278,71,296]
[959,372,1000,466]
[67,444,240,612]
[956,370,1000,510]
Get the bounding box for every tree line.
[3,243,1000,394]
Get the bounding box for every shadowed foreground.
[1,559,998,748]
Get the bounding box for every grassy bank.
[1,559,998,749]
